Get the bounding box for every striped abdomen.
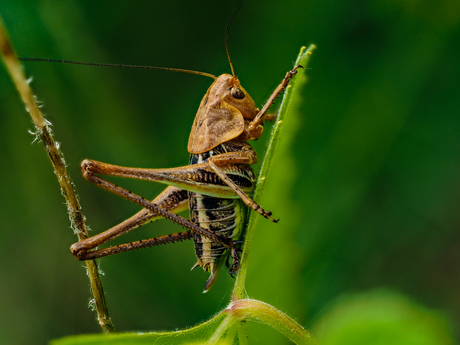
[189,194,245,267]
[188,142,255,290]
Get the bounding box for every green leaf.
[51,312,230,345]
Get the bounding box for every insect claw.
[264,212,279,223]
[268,215,278,223]
[255,205,280,223]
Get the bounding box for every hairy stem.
[0,15,115,333]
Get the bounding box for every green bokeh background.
[1,0,459,344]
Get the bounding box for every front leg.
[246,65,303,140]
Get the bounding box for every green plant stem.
[207,298,317,345]
[232,45,317,301]
[0,15,115,333]
[228,299,318,345]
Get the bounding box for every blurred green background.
[1,0,459,344]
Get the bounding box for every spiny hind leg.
[71,185,189,259]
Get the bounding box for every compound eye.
[231,87,245,99]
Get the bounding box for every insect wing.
[188,92,244,154]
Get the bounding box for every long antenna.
[17,57,217,80]
[225,4,242,78]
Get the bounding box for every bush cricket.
[20,20,302,292]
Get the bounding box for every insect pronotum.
[20,17,302,292]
